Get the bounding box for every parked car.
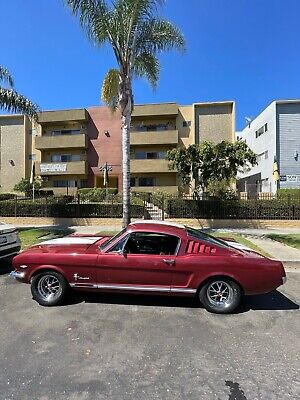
[10,221,286,313]
[0,223,21,261]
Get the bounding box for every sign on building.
[40,163,67,173]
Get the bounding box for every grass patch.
[210,231,271,258]
[266,234,300,250]
[19,228,72,249]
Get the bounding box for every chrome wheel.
[207,280,234,309]
[37,274,62,302]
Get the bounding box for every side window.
[109,235,129,253]
[124,232,179,255]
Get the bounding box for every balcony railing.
[130,159,176,173]
[35,134,87,150]
[130,130,178,145]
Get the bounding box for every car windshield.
[99,229,126,250]
[186,227,232,249]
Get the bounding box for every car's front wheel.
[199,278,241,314]
[31,271,68,306]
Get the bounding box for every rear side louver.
[186,240,216,254]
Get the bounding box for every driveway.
[0,264,299,400]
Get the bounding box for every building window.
[51,129,81,136]
[130,177,136,187]
[50,154,81,162]
[135,151,166,160]
[138,177,155,187]
[256,150,268,163]
[134,123,171,132]
[183,121,191,127]
[80,179,88,188]
[53,180,77,188]
[29,154,36,161]
[255,123,268,138]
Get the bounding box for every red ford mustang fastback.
[11,221,286,314]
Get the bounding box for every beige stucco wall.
[0,116,26,193]
[194,102,234,144]
[177,105,194,147]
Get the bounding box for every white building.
[237,100,300,196]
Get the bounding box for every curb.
[282,261,300,270]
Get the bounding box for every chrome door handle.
[163,259,175,266]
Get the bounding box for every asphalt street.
[0,264,299,400]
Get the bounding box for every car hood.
[0,223,18,234]
[21,236,110,254]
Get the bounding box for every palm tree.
[66,0,185,227]
[0,66,38,118]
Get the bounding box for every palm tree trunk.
[121,95,132,228]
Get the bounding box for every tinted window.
[124,232,179,255]
[100,229,126,250]
[186,227,232,249]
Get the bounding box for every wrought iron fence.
[0,192,300,220]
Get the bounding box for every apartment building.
[237,100,300,195]
[0,100,235,194]
[130,101,235,193]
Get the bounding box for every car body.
[11,221,286,313]
[0,223,21,260]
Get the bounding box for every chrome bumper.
[10,270,25,279]
[282,276,287,285]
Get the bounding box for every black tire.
[31,271,68,306]
[199,277,241,314]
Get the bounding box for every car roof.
[128,220,186,237]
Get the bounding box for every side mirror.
[116,249,127,256]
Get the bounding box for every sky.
[1,0,300,130]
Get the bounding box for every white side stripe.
[38,236,102,246]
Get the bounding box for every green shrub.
[277,189,300,199]
[0,193,15,201]
[78,188,118,202]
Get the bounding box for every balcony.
[35,134,87,150]
[130,130,178,146]
[132,103,178,117]
[38,109,87,124]
[130,159,175,173]
[36,161,87,176]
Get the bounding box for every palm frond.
[66,0,109,44]
[0,66,14,88]
[137,18,185,53]
[101,68,120,110]
[134,52,159,88]
[0,88,39,119]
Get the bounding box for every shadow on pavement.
[0,259,13,276]
[66,289,299,312]
[238,290,299,313]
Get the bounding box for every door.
[96,231,180,292]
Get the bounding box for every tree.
[167,140,257,195]
[0,66,38,118]
[14,178,41,196]
[66,0,185,227]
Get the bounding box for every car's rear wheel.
[199,278,241,314]
[31,271,68,306]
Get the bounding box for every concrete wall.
[237,102,277,193]
[194,102,235,144]
[277,102,300,189]
[87,106,122,191]
[0,116,26,192]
